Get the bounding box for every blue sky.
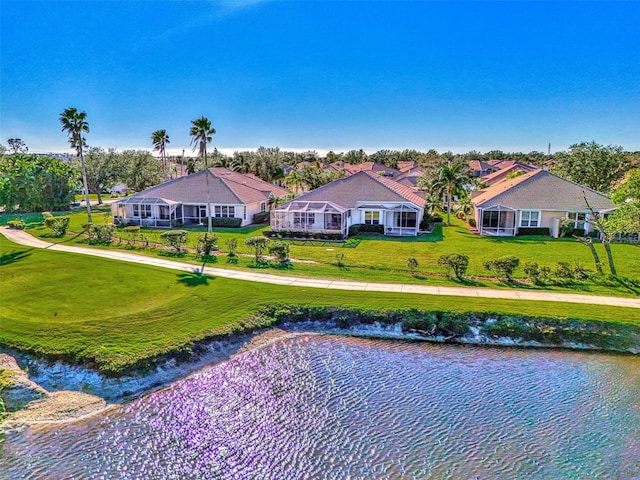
[1,1,639,155]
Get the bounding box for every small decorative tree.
[407,257,419,274]
[438,253,469,279]
[196,232,218,258]
[160,230,189,253]
[335,253,345,267]
[225,238,238,264]
[268,241,290,263]
[123,226,140,247]
[245,236,270,264]
[483,255,520,282]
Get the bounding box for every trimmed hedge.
[516,227,550,236]
[209,217,242,228]
[263,230,344,241]
[252,211,270,224]
[349,223,384,236]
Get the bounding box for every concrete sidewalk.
[2,227,639,309]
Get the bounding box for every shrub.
[268,241,290,263]
[44,216,71,236]
[335,253,346,267]
[195,232,219,257]
[419,215,431,230]
[523,262,544,285]
[467,217,476,228]
[42,212,53,219]
[245,236,270,264]
[160,230,189,253]
[516,227,550,236]
[7,219,26,230]
[123,226,140,247]
[349,224,384,236]
[554,261,574,279]
[484,255,520,281]
[407,257,418,274]
[83,223,115,244]
[209,217,242,228]
[252,211,270,224]
[438,253,469,279]
[225,238,239,264]
[560,218,575,238]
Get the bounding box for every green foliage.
[245,236,270,264]
[349,224,385,236]
[0,154,75,212]
[44,216,71,236]
[7,219,26,230]
[252,211,270,224]
[123,225,141,247]
[119,150,163,192]
[407,257,418,273]
[554,261,574,279]
[611,168,640,205]
[467,217,476,228]
[268,241,290,263]
[552,141,629,193]
[209,217,242,228]
[335,253,346,267]
[516,227,550,236]
[160,230,189,253]
[484,256,520,281]
[605,200,640,236]
[84,224,116,244]
[195,233,219,257]
[438,253,469,279]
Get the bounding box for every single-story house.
[479,162,537,187]
[270,171,425,237]
[112,168,289,227]
[471,169,615,237]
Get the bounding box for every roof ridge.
[362,171,423,205]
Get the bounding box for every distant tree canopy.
[552,141,629,193]
[0,154,75,212]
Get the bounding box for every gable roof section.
[480,163,537,186]
[129,168,288,205]
[472,169,614,211]
[280,171,424,210]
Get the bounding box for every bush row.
[263,230,344,241]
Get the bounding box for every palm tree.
[151,129,170,179]
[189,116,216,232]
[60,107,92,223]
[430,161,472,225]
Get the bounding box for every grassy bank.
[4,207,640,298]
[2,235,640,374]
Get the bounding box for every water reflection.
[2,337,639,479]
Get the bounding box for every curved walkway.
[2,227,639,309]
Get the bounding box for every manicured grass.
[1,235,639,373]
[16,206,640,298]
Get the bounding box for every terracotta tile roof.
[468,160,496,174]
[129,168,289,205]
[472,169,614,211]
[280,171,424,210]
[480,163,537,186]
[397,161,420,172]
[341,162,401,177]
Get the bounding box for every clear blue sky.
[1,1,639,155]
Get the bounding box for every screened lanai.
[112,197,180,227]
[478,205,516,236]
[271,201,349,237]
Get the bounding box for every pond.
[2,336,639,479]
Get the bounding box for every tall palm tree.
[151,129,170,179]
[189,116,216,232]
[430,161,472,225]
[60,107,92,223]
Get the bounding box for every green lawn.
[1,235,640,373]
[6,207,639,298]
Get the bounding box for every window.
[293,212,315,226]
[364,211,380,225]
[133,204,151,218]
[520,210,539,227]
[483,211,499,228]
[567,212,586,229]
[260,202,266,213]
[159,206,170,220]
[396,211,416,228]
[214,205,235,218]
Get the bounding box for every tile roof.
[280,171,425,210]
[468,160,496,173]
[397,161,420,172]
[480,163,537,186]
[472,169,614,211]
[341,162,401,177]
[128,168,289,205]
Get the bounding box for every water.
[2,336,639,479]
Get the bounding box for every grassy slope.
[1,235,639,373]
[5,207,639,297]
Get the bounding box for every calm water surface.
[1,336,639,479]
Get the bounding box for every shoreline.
[2,311,640,428]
